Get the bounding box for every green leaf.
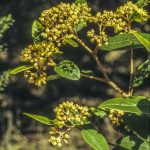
[90,107,106,118]
[138,60,150,72]
[131,31,150,52]
[54,60,80,80]
[139,141,150,150]
[74,21,86,33]
[32,20,44,43]
[81,129,109,150]
[99,96,150,115]
[23,113,53,125]
[47,74,60,81]
[116,136,149,150]
[131,1,148,22]
[70,120,91,126]
[136,0,149,7]
[0,70,10,91]
[81,70,94,75]
[10,65,33,75]
[66,39,79,47]
[123,114,150,141]
[75,0,87,4]
[133,59,150,87]
[100,33,150,51]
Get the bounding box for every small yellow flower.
[108,109,124,126]
[21,42,61,86]
[39,2,91,46]
[24,70,47,87]
[116,1,149,23]
[49,101,91,147]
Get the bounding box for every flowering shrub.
[10,0,150,149]
[0,14,14,91]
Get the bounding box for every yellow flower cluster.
[21,42,61,86]
[90,11,127,33]
[49,126,71,147]
[116,1,149,22]
[49,101,90,147]
[21,1,149,86]
[54,101,90,125]
[88,10,127,47]
[39,2,91,46]
[87,1,149,47]
[109,110,132,133]
[87,29,108,47]
[108,109,124,126]
[24,70,46,87]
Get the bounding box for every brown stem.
[108,81,128,97]
[92,55,128,97]
[93,55,109,81]
[128,49,134,96]
[73,36,128,97]
[81,74,128,97]
[73,35,93,54]
[81,73,107,83]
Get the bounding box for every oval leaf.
[139,141,150,150]
[74,21,86,33]
[81,129,109,150]
[10,65,33,75]
[66,39,79,47]
[47,74,60,81]
[136,0,149,7]
[133,59,150,87]
[99,96,150,115]
[100,33,150,51]
[131,31,150,52]
[117,136,149,150]
[90,107,106,118]
[75,0,87,4]
[54,60,80,80]
[23,113,53,125]
[123,114,150,141]
[32,20,44,43]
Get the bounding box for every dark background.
[0,0,149,149]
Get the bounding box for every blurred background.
[0,0,149,150]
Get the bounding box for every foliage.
[54,60,81,80]
[0,70,11,91]
[100,33,150,51]
[133,59,150,87]
[0,14,14,51]
[99,96,150,115]
[23,113,53,125]
[8,0,150,149]
[131,31,150,52]
[81,129,109,150]
[116,136,149,150]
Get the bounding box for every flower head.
[21,42,60,69]
[39,2,91,46]
[24,70,47,87]
[116,1,149,22]
[21,42,61,86]
[108,109,124,126]
[49,101,90,147]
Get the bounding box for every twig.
[74,36,128,97]
[81,73,107,83]
[128,49,134,96]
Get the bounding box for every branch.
[74,36,128,97]
[81,73,128,97]
[73,35,93,54]
[128,49,134,96]
[93,55,109,81]
[81,73,107,83]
